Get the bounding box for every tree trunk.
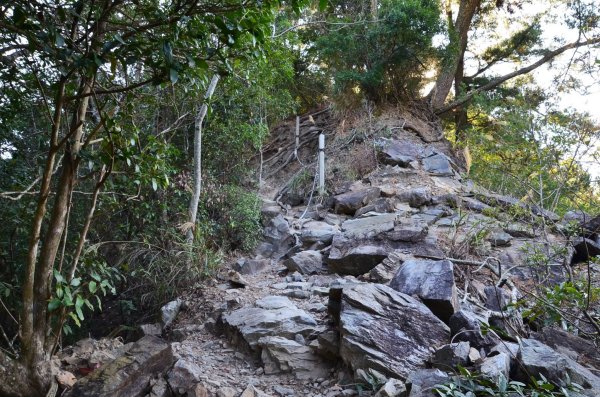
[0,351,42,397]
[454,53,469,142]
[186,74,220,244]
[428,0,480,110]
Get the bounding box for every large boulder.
[532,327,600,373]
[258,336,331,380]
[262,214,295,259]
[284,250,324,275]
[333,188,381,215]
[67,336,174,397]
[167,359,203,395]
[222,296,320,351]
[333,283,450,380]
[300,221,337,245]
[448,310,498,351]
[326,234,445,277]
[430,342,470,371]
[422,153,454,176]
[341,213,397,238]
[375,138,422,167]
[326,234,388,276]
[389,259,459,323]
[405,369,449,397]
[355,197,399,217]
[397,187,431,208]
[517,339,600,394]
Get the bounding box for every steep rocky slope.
[60,108,600,397]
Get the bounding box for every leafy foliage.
[314,0,442,103]
[435,368,584,397]
[457,88,600,215]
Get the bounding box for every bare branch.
[436,36,600,114]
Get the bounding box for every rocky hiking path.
[57,122,600,397]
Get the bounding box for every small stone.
[217,387,238,397]
[431,342,470,370]
[161,299,183,328]
[228,270,250,287]
[240,385,270,397]
[188,383,209,397]
[56,370,77,388]
[273,385,296,396]
[373,378,407,397]
[486,231,512,247]
[468,348,481,363]
[480,352,511,380]
[139,323,163,336]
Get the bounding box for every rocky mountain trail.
[54,111,600,397]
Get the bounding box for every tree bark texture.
[429,0,481,110]
[186,74,220,244]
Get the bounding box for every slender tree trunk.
[454,55,469,142]
[428,0,480,110]
[21,81,66,370]
[0,351,41,397]
[186,74,220,244]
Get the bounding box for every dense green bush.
[199,180,262,252]
[315,0,442,103]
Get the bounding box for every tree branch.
[435,36,600,114]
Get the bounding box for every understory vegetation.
[0,0,599,395]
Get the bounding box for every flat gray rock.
[517,339,600,393]
[334,283,449,380]
[375,138,422,167]
[334,188,381,215]
[480,352,511,380]
[284,250,324,274]
[341,213,397,238]
[67,336,174,397]
[431,342,470,370]
[406,369,449,397]
[422,153,453,176]
[259,336,331,380]
[223,299,319,350]
[233,258,270,275]
[389,259,459,323]
[301,221,337,245]
[397,187,431,208]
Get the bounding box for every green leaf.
[70,277,81,287]
[169,69,179,84]
[76,306,84,321]
[68,312,81,327]
[89,281,97,293]
[152,178,158,191]
[54,270,65,284]
[319,0,328,12]
[95,295,102,311]
[48,298,62,312]
[56,286,64,299]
